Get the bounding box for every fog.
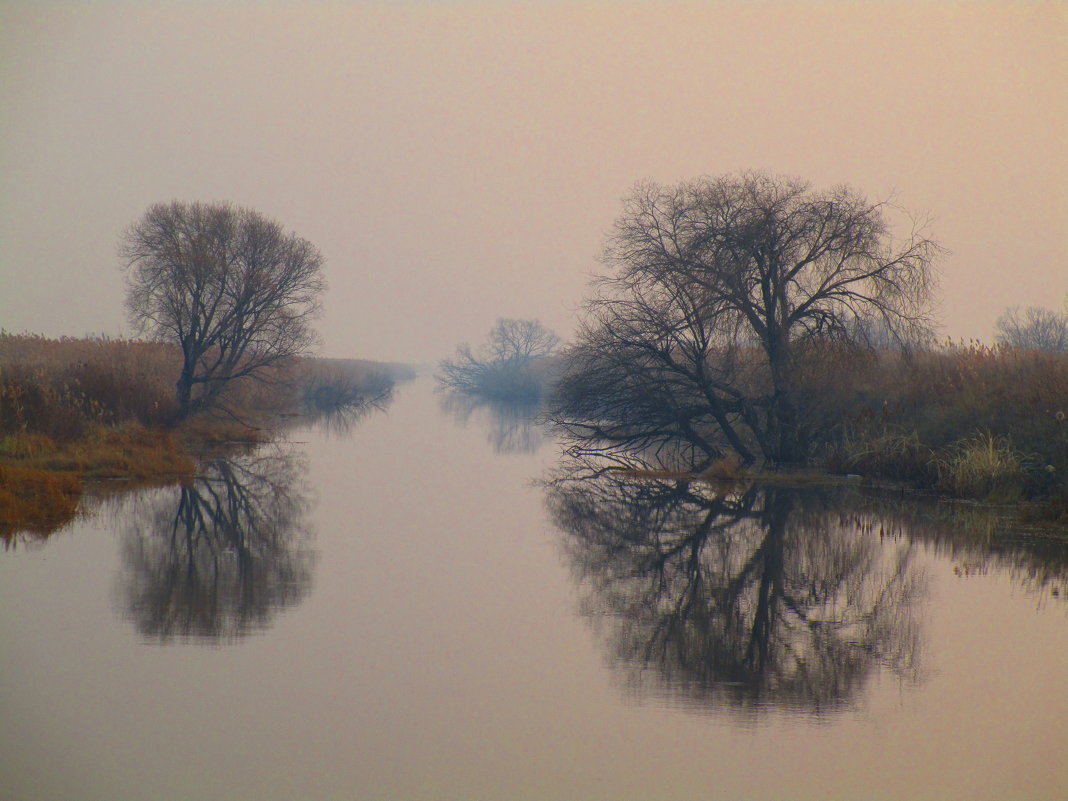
[1,2,1064,364]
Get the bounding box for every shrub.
[935,432,1029,503]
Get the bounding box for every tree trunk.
[765,335,801,465]
[176,368,193,421]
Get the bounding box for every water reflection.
[545,461,928,716]
[858,493,1068,604]
[117,446,316,644]
[298,380,395,438]
[439,392,547,454]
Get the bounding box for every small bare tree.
[481,318,561,363]
[121,201,326,419]
[994,306,1068,352]
[550,172,941,466]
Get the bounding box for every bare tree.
[549,172,941,466]
[994,306,1068,352]
[121,201,326,419]
[437,318,560,400]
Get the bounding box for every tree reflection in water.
[300,382,394,438]
[117,446,315,644]
[439,392,547,454]
[859,494,1068,605]
[545,460,928,715]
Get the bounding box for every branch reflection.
[298,378,395,438]
[117,446,315,644]
[545,460,927,715]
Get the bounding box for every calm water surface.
[2,377,1066,800]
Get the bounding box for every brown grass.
[0,333,407,434]
[0,333,180,438]
[0,421,197,546]
[935,431,1029,504]
[0,465,83,547]
[0,334,246,540]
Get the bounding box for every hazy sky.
[2,2,1065,363]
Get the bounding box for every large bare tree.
[550,172,940,466]
[121,201,326,419]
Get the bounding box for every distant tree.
[994,306,1068,352]
[120,201,326,419]
[437,318,560,400]
[549,172,941,467]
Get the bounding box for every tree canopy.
[121,201,325,419]
[549,172,941,466]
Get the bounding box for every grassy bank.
[0,424,196,546]
[0,332,406,543]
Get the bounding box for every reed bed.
[0,333,179,440]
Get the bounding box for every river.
[2,376,1066,800]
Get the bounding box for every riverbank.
[613,462,1068,542]
[0,332,411,543]
[554,341,1068,521]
